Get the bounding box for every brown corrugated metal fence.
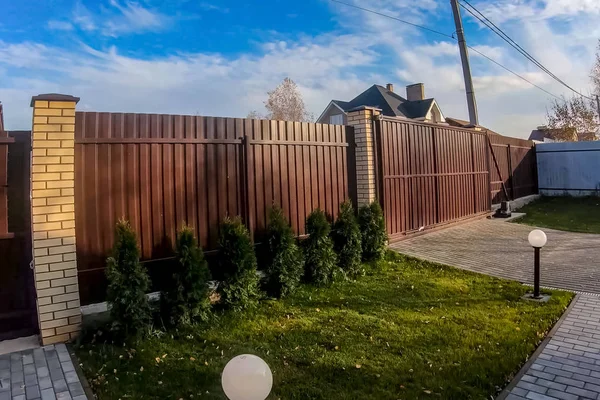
[488,134,537,203]
[376,117,491,240]
[74,112,354,304]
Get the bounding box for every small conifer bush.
[264,206,304,297]
[161,225,211,326]
[357,201,388,261]
[218,216,261,311]
[332,200,363,278]
[304,209,337,285]
[106,219,151,336]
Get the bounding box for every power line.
[328,0,454,40]
[458,0,593,100]
[327,0,562,100]
[467,46,562,100]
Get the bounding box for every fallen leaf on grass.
[355,364,361,369]
[190,357,196,361]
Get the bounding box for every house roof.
[399,99,435,119]
[445,116,502,136]
[331,85,435,119]
[528,129,547,141]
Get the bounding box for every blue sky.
[1,0,599,137]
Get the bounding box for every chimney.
[406,83,425,101]
[386,83,394,92]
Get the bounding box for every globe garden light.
[222,354,272,400]
[528,229,547,299]
[528,229,547,248]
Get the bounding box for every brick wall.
[30,94,81,345]
[347,107,381,206]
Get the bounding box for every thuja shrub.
[106,219,151,337]
[332,200,363,278]
[264,206,304,297]
[304,209,337,286]
[161,225,211,326]
[218,216,261,311]
[357,201,388,262]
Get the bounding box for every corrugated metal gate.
[376,117,538,241]
[0,128,37,340]
[376,117,491,240]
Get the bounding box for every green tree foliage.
[304,209,337,285]
[106,219,151,336]
[161,225,211,326]
[218,216,261,311]
[332,200,363,278]
[264,206,304,297]
[358,202,388,262]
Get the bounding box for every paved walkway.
[505,295,600,400]
[391,218,600,294]
[0,343,87,400]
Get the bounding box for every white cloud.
[72,2,96,31]
[0,34,379,129]
[68,0,171,36]
[474,0,600,24]
[103,0,170,36]
[1,0,597,140]
[47,21,74,31]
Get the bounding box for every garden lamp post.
[528,229,547,299]
[222,354,272,400]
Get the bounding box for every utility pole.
[450,0,479,127]
[596,95,600,121]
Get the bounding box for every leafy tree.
[264,206,304,297]
[357,202,388,262]
[332,200,363,279]
[161,225,211,326]
[106,219,150,336]
[248,78,314,122]
[304,209,337,285]
[218,216,261,311]
[546,96,598,141]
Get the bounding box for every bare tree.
[246,110,264,120]
[545,41,600,141]
[592,39,600,96]
[546,96,598,141]
[248,78,314,122]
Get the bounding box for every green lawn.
[75,252,572,400]
[515,196,600,233]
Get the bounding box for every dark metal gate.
[0,129,37,340]
[376,117,491,241]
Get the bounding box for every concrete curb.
[496,292,579,400]
[68,343,96,400]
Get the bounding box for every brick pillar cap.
[347,105,382,113]
[30,93,80,107]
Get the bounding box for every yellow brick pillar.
[30,94,80,345]
[347,106,381,206]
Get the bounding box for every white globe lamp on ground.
[528,229,547,299]
[222,354,272,400]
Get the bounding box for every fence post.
[484,133,492,210]
[346,106,381,206]
[30,93,81,345]
[241,129,255,241]
[470,132,476,213]
[507,144,515,200]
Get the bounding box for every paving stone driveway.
[391,218,600,294]
[506,295,600,400]
[0,343,87,400]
